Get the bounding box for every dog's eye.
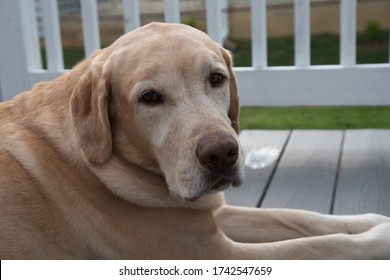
[140,90,163,105]
[209,73,225,87]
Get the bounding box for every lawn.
[49,28,389,130]
[239,107,390,130]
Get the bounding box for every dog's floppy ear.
[69,58,112,164]
[221,48,240,134]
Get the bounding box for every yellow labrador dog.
[1,23,389,259]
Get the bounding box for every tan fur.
[1,23,389,259]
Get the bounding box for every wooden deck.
[225,129,390,216]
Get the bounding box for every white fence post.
[205,0,223,46]
[164,0,180,23]
[41,0,64,70]
[221,0,229,40]
[123,0,140,33]
[20,0,42,70]
[0,0,31,100]
[251,0,267,68]
[340,0,357,66]
[294,0,311,67]
[81,0,100,58]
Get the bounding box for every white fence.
[0,0,390,106]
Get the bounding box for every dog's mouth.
[205,168,243,193]
[209,178,231,191]
[179,174,241,202]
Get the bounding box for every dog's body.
[1,23,389,259]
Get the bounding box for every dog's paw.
[359,222,390,259]
[341,213,390,234]
[364,213,390,223]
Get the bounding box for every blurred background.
[33,0,390,129]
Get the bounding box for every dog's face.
[70,23,244,202]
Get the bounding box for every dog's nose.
[195,132,239,172]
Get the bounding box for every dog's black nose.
[195,132,239,172]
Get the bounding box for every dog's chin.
[171,177,242,202]
[180,185,231,202]
[208,178,233,192]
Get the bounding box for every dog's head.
[70,23,244,202]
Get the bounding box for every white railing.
[0,0,389,106]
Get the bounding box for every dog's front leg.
[225,222,390,259]
[214,205,390,243]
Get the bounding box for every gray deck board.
[224,130,290,207]
[226,129,390,216]
[333,130,390,215]
[260,130,343,213]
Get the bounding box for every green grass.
[239,107,390,130]
[41,48,85,69]
[62,48,85,68]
